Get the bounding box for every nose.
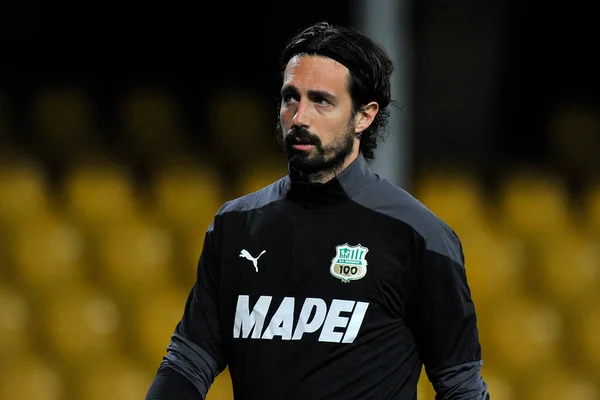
[291,99,310,128]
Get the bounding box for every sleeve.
[145,215,227,400]
[410,221,490,400]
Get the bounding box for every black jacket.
[146,154,489,400]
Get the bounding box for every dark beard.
[276,123,355,178]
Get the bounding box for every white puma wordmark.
[239,249,266,272]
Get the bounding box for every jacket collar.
[285,153,372,208]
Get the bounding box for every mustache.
[285,126,321,147]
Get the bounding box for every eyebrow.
[280,85,338,103]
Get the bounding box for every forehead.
[282,55,350,95]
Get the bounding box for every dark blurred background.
[2,0,599,180]
[1,1,599,399]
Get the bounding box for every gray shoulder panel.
[429,360,489,399]
[161,332,219,398]
[207,176,289,232]
[350,176,463,265]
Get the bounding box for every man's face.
[278,55,359,174]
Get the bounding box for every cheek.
[320,118,349,141]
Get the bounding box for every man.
[146,22,489,399]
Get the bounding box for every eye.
[313,96,330,106]
[282,94,295,103]
[281,89,299,104]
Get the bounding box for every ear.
[353,101,379,135]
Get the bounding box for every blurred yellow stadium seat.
[62,160,140,229]
[73,355,153,400]
[206,367,234,400]
[93,217,174,296]
[460,226,526,307]
[150,156,224,286]
[0,160,51,226]
[7,215,85,294]
[209,89,275,167]
[481,369,515,400]
[497,170,572,242]
[38,283,121,365]
[31,85,100,159]
[414,167,488,234]
[478,294,562,380]
[519,365,600,400]
[126,284,188,366]
[236,161,288,197]
[0,284,32,357]
[584,182,600,236]
[118,87,187,160]
[417,367,435,399]
[151,157,224,232]
[572,301,600,380]
[0,354,65,400]
[534,229,600,313]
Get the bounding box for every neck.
[296,151,359,184]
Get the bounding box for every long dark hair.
[279,22,394,161]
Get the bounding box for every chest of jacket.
[216,200,418,341]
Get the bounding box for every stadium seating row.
[1,87,279,169]
[1,86,599,398]
[1,159,599,399]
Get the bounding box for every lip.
[292,144,315,151]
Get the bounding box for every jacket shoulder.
[222,176,288,213]
[351,176,462,264]
[207,177,289,232]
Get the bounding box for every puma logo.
[239,249,266,272]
